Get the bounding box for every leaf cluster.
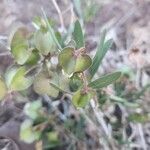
[0,14,122,145]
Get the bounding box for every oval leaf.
[75,54,92,72]
[72,89,92,108]
[69,73,83,92]
[6,66,33,91]
[34,29,55,55]
[10,27,30,65]
[58,47,76,74]
[33,70,59,97]
[25,49,41,66]
[88,72,121,89]
[5,66,18,88]
[24,100,42,120]
[20,119,40,143]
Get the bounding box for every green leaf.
[32,16,47,29]
[73,20,84,49]
[75,54,92,72]
[5,66,33,91]
[33,70,59,97]
[128,113,149,123]
[72,89,93,108]
[89,30,113,78]
[55,31,64,48]
[49,70,70,94]
[34,29,55,55]
[11,67,33,91]
[42,9,62,51]
[25,49,40,66]
[88,72,121,89]
[59,47,92,74]
[20,119,40,143]
[69,73,83,92]
[0,77,7,100]
[110,95,139,108]
[25,65,42,78]
[5,67,18,88]
[58,73,70,92]
[58,47,76,75]
[24,100,42,120]
[47,131,59,143]
[10,27,30,65]
[32,16,43,29]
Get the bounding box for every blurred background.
[0,0,150,149]
[0,0,150,73]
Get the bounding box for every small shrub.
[0,13,121,148]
